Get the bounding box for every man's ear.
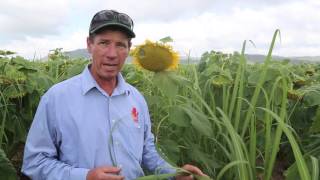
[87,37,92,54]
[128,41,132,50]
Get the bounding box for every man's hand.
[176,164,208,180]
[86,166,124,180]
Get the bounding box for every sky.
[0,0,319,59]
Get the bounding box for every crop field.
[1,32,320,180]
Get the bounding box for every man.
[22,10,206,180]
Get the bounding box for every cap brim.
[90,23,135,38]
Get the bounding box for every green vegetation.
[1,31,320,179]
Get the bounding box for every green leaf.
[182,107,213,137]
[248,69,261,85]
[168,106,190,127]
[0,148,17,180]
[285,155,319,180]
[145,95,162,106]
[4,84,27,98]
[158,139,180,163]
[0,50,15,56]
[303,91,320,107]
[4,64,27,82]
[159,36,173,44]
[66,61,88,77]
[188,145,221,169]
[11,56,37,72]
[136,173,176,180]
[153,72,179,99]
[310,107,320,133]
[217,161,249,180]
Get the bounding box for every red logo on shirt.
[131,107,138,123]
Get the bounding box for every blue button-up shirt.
[22,66,174,180]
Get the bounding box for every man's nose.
[106,45,117,58]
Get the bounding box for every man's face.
[87,30,130,82]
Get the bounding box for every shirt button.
[112,119,116,123]
[115,141,119,145]
[118,164,123,168]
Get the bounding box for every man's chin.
[100,74,117,81]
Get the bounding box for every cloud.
[0,0,69,40]
[69,0,215,22]
[0,0,319,58]
[1,31,87,59]
[132,0,320,57]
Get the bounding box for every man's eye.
[99,41,107,45]
[117,43,127,48]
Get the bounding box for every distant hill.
[63,49,320,64]
[63,49,199,64]
[244,54,320,63]
[65,49,91,59]
[291,56,320,62]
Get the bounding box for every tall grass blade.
[241,29,280,138]
[0,91,8,149]
[263,76,282,177]
[217,108,250,179]
[310,156,319,180]
[216,161,248,180]
[265,78,288,180]
[229,40,246,124]
[260,108,311,180]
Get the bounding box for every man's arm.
[22,94,89,180]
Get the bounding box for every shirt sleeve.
[21,93,89,180]
[141,100,176,176]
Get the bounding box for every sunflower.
[131,40,179,72]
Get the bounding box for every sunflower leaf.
[159,36,173,44]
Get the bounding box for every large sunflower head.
[131,40,179,72]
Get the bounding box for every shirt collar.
[112,73,130,96]
[81,65,130,96]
